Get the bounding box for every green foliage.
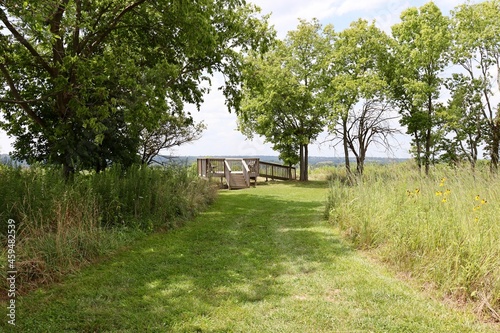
[328,19,390,108]
[437,74,486,167]
[327,162,500,320]
[450,0,500,172]
[0,1,273,174]
[390,2,451,175]
[0,163,217,290]
[327,19,394,175]
[239,19,333,180]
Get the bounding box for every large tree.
[238,19,333,181]
[326,19,393,177]
[450,0,500,173]
[390,2,451,175]
[0,0,272,175]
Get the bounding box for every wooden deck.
[197,158,296,189]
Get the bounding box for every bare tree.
[328,99,400,175]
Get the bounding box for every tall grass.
[325,162,500,321]
[0,163,217,292]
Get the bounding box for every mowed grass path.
[7,182,498,332]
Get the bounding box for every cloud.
[335,0,398,16]
[0,133,13,154]
[252,0,339,37]
[251,0,412,36]
[0,115,13,154]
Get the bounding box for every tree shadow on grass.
[291,180,330,188]
[17,189,351,332]
[255,180,330,189]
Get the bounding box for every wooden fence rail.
[197,158,296,188]
[259,161,296,181]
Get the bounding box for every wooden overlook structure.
[197,158,296,190]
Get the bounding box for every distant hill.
[1,153,408,168]
[162,155,409,167]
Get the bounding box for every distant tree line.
[238,1,500,180]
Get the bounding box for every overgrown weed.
[0,163,217,293]
[326,162,500,321]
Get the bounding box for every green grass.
[2,181,497,332]
[326,162,500,322]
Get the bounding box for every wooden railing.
[225,158,243,171]
[259,161,296,181]
[244,158,259,176]
[242,159,250,188]
[197,158,225,177]
[197,158,296,187]
[224,160,232,190]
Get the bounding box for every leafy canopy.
[0,0,273,173]
[239,19,333,172]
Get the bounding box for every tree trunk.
[357,147,365,175]
[424,97,433,176]
[342,117,351,177]
[299,144,305,181]
[490,122,500,174]
[62,151,75,181]
[299,144,309,181]
[413,131,422,175]
[303,143,309,181]
[425,127,431,176]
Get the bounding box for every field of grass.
[0,163,217,293]
[2,181,497,332]
[325,162,500,322]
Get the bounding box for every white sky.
[0,0,464,158]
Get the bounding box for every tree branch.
[83,0,147,57]
[0,8,55,76]
[0,63,46,127]
[50,0,70,64]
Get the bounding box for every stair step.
[229,174,248,189]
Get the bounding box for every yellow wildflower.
[442,198,447,203]
[481,199,487,205]
[435,191,443,196]
[475,195,480,201]
[445,189,451,195]
[473,205,481,211]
